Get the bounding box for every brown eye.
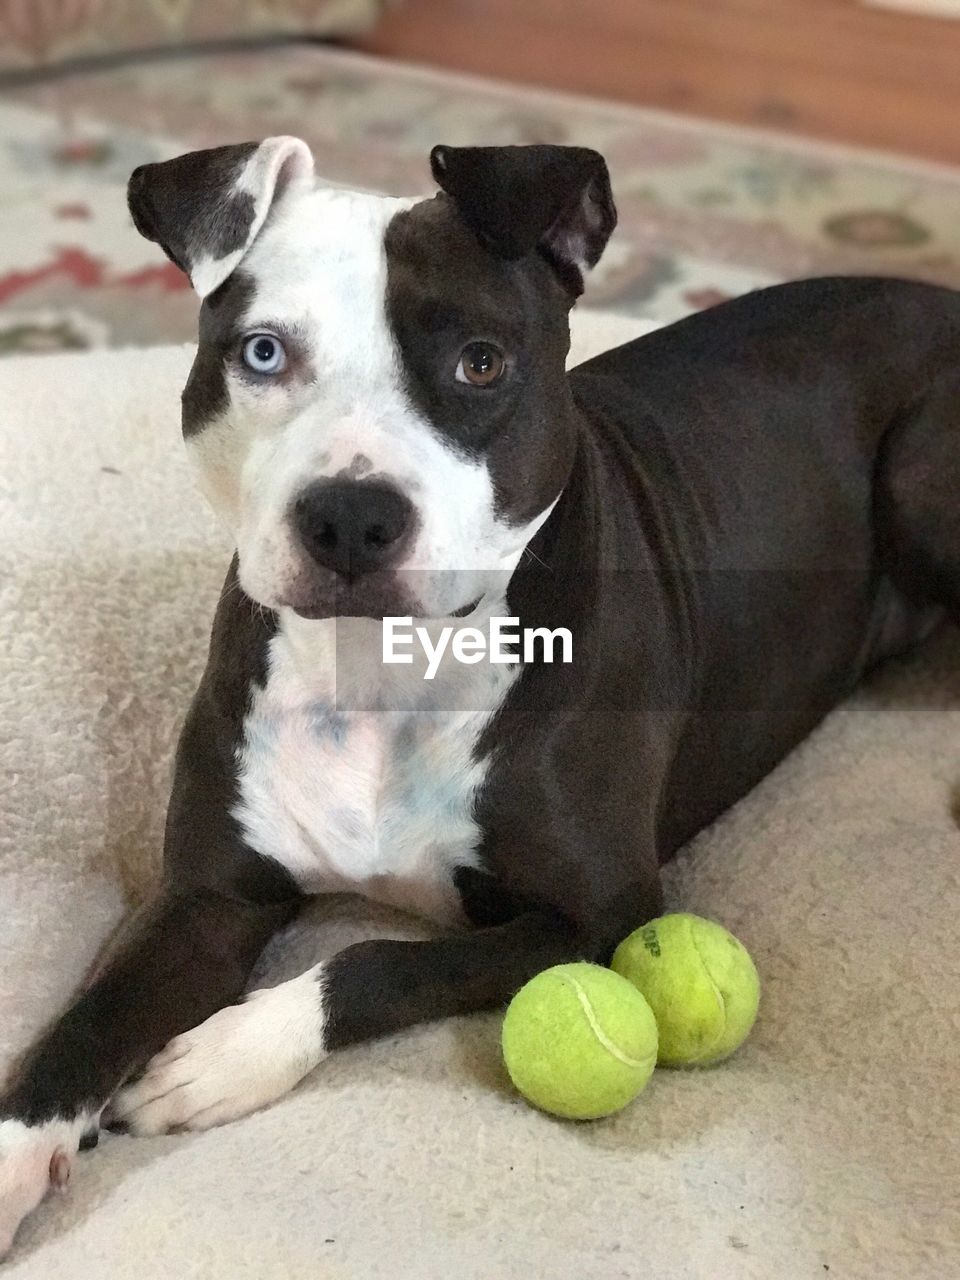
[457,341,505,387]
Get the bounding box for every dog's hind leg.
[877,372,960,621]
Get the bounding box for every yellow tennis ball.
[611,913,760,1067]
[501,962,658,1120]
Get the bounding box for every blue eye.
[242,333,286,375]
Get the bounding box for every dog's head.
[128,138,616,618]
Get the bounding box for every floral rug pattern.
[4,45,960,354]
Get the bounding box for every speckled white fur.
[233,599,520,924]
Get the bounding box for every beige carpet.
[0,312,958,1279]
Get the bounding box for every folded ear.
[127,136,314,298]
[429,143,616,295]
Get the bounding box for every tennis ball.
[611,913,760,1067]
[501,962,658,1120]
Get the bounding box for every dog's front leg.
[107,816,666,1140]
[106,908,583,1138]
[0,887,295,1257]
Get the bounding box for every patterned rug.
[4,44,960,354]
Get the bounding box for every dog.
[2,136,959,1255]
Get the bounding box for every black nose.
[293,479,414,580]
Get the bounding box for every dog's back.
[568,277,960,848]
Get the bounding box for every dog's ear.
[128,136,314,298]
[429,143,616,295]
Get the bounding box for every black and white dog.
[2,136,959,1254]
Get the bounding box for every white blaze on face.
[186,183,554,617]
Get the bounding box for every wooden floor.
[357,0,960,165]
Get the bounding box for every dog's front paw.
[0,1117,83,1259]
[107,976,326,1136]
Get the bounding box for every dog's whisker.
[523,546,552,572]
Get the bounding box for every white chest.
[232,611,516,925]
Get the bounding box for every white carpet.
[0,311,958,1279]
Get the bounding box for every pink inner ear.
[243,137,315,237]
[274,153,311,203]
[259,137,314,194]
[277,142,314,185]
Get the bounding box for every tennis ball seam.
[687,918,727,1061]
[563,972,651,1071]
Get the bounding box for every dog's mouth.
[290,591,414,622]
[273,562,485,623]
[292,593,482,622]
